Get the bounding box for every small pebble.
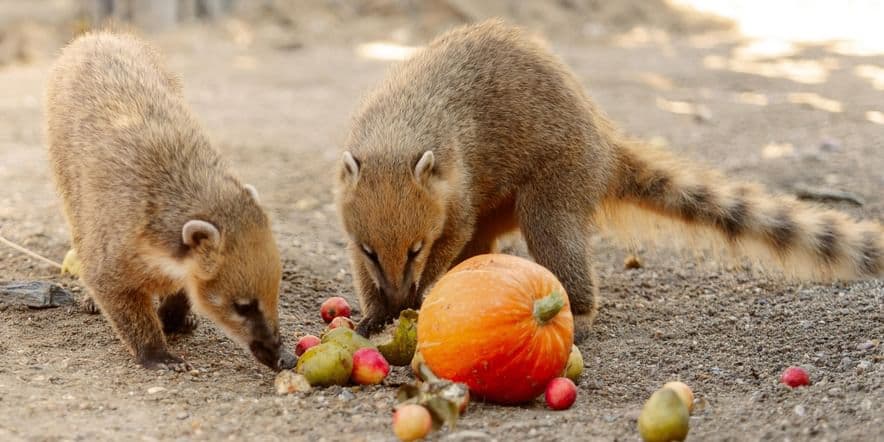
[826,387,843,398]
[176,412,189,420]
[147,387,166,395]
[793,405,806,417]
[337,389,356,402]
[856,340,878,351]
[855,360,872,374]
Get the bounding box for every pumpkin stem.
[533,291,565,324]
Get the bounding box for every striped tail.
[596,139,884,281]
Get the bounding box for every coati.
[335,19,884,340]
[45,32,295,371]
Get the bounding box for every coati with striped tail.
[46,32,295,371]
[336,20,884,341]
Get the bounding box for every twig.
[0,234,63,269]
[793,184,865,207]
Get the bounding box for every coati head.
[335,150,455,306]
[169,187,294,371]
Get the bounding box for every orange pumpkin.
[416,254,574,404]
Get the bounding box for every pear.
[295,342,353,386]
[562,345,584,381]
[638,388,690,442]
[321,327,376,355]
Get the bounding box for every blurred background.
[2,0,884,65]
[1,3,883,440]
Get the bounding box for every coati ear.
[414,150,435,182]
[341,151,360,183]
[182,220,220,249]
[243,184,259,202]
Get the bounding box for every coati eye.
[233,299,259,316]
[361,244,379,263]
[408,241,423,259]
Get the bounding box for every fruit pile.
[275,254,815,441]
[275,296,413,393]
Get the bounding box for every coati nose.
[278,347,297,370]
[249,339,283,371]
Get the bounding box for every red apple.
[392,404,432,441]
[351,348,390,385]
[328,316,356,330]
[781,366,810,388]
[320,296,351,323]
[545,377,577,410]
[295,335,320,357]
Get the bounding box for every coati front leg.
[517,193,599,344]
[158,291,198,335]
[353,256,393,337]
[90,285,191,371]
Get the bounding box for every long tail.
[596,139,884,281]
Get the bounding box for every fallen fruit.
[781,366,810,388]
[373,309,419,366]
[274,370,312,395]
[295,335,321,356]
[392,404,432,441]
[351,348,390,385]
[61,248,81,276]
[328,316,356,330]
[562,344,584,382]
[638,388,689,442]
[295,342,352,386]
[624,254,642,269]
[417,254,573,404]
[320,296,351,323]
[545,377,577,410]
[321,327,376,355]
[662,381,694,412]
[398,362,470,427]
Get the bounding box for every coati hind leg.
[90,285,191,371]
[517,193,599,344]
[158,291,198,335]
[79,293,100,314]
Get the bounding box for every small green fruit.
[562,344,584,381]
[638,388,689,442]
[295,342,353,386]
[374,309,419,366]
[321,327,376,355]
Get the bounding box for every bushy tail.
[596,139,883,281]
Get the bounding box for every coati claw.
[139,352,192,372]
[79,295,100,314]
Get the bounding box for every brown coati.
[335,19,884,341]
[45,31,295,371]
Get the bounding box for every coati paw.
[162,314,198,335]
[355,317,387,337]
[79,295,100,314]
[139,352,193,372]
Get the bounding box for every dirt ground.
[1,4,883,442]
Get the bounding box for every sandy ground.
[1,14,883,442]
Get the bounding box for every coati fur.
[45,31,295,371]
[335,20,884,340]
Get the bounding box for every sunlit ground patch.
[866,111,884,125]
[854,64,884,90]
[786,92,843,113]
[355,41,420,61]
